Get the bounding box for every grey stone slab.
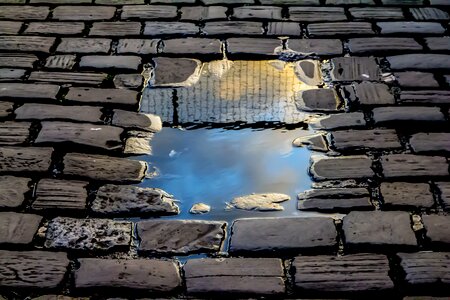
[422,215,450,245]
[331,57,380,82]
[425,37,450,51]
[0,21,22,34]
[310,155,374,181]
[327,0,375,3]
[113,74,143,89]
[137,220,226,254]
[309,112,366,130]
[0,102,14,118]
[144,22,198,35]
[348,37,422,54]
[152,57,200,86]
[0,147,53,173]
[308,22,374,37]
[388,54,450,70]
[79,56,141,71]
[261,0,318,3]
[90,22,141,36]
[331,129,401,150]
[229,217,337,253]
[0,68,25,81]
[34,179,88,210]
[201,0,252,4]
[15,103,103,123]
[45,217,132,251]
[395,72,439,88]
[289,6,346,22]
[267,22,301,36]
[57,38,111,54]
[117,39,159,54]
[227,38,282,55]
[400,90,450,104]
[0,212,42,244]
[0,121,31,145]
[180,6,227,21]
[398,252,450,286]
[92,184,179,215]
[379,22,445,35]
[0,6,49,20]
[293,133,328,152]
[0,250,69,288]
[25,22,85,35]
[203,21,263,35]
[0,36,56,53]
[112,109,162,132]
[97,0,144,3]
[351,7,404,19]
[124,137,152,155]
[436,182,450,209]
[298,188,371,211]
[343,82,395,105]
[373,106,445,124]
[75,258,181,291]
[293,254,394,292]
[381,154,448,178]
[0,83,59,100]
[0,176,30,208]
[184,258,285,295]
[29,71,107,85]
[53,6,116,21]
[295,89,340,112]
[121,5,178,20]
[233,6,283,20]
[0,53,38,68]
[162,38,222,54]
[410,133,450,153]
[343,211,417,248]
[65,87,139,105]
[381,182,434,208]
[411,8,449,20]
[63,152,147,182]
[45,55,77,70]
[287,39,343,56]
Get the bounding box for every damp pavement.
[0,0,450,299]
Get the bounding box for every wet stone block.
[25,22,85,35]
[112,109,162,132]
[162,38,222,54]
[0,53,38,68]
[121,5,178,20]
[0,83,60,100]
[286,39,343,56]
[45,55,77,70]
[184,258,285,295]
[381,154,448,178]
[395,72,438,88]
[117,39,159,54]
[65,87,138,105]
[373,106,445,124]
[289,7,346,22]
[399,90,450,104]
[203,21,263,35]
[229,217,337,253]
[75,258,181,292]
[422,215,450,245]
[293,254,394,293]
[29,72,107,85]
[0,176,30,208]
[267,22,301,36]
[0,121,31,145]
[410,133,450,153]
[343,211,417,249]
[0,68,26,81]
[233,6,283,20]
[349,7,404,19]
[295,89,340,112]
[309,112,366,130]
[411,7,449,20]
[0,147,53,173]
[90,22,141,36]
[308,22,374,37]
[425,37,450,51]
[226,38,282,55]
[398,252,450,287]
[0,250,69,289]
[0,212,42,244]
[57,38,111,54]
[378,22,445,35]
[15,103,103,123]
[330,129,401,150]
[144,22,199,35]
[53,6,116,21]
[92,184,179,215]
[152,57,200,86]
[137,220,226,254]
[298,188,372,211]
[348,37,422,54]
[295,60,323,86]
[45,217,132,251]
[381,182,434,208]
[343,82,395,105]
[387,54,450,70]
[331,57,380,82]
[309,155,374,181]
[33,179,88,210]
[113,74,143,88]
[79,56,141,71]
[63,153,147,182]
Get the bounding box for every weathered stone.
[144,22,199,35]
[387,54,450,70]
[293,133,328,152]
[0,83,59,100]
[0,53,37,68]
[331,129,401,150]
[90,22,141,36]
[137,220,226,254]
[422,215,450,245]
[162,38,221,54]
[400,90,450,104]
[32,296,88,300]
[75,259,181,292]
[373,106,445,124]
[65,87,138,105]
[63,153,147,182]
[379,22,445,35]
[425,37,450,51]
[230,217,336,253]
[437,182,450,209]
[152,57,201,86]
[381,154,448,178]
[203,21,263,35]
[57,38,111,53]
[25,22,85,35]
[0,6,49,20]
[112,109,162,132]
[180,6,227,21]
[92,184,179,215]
[0,121,31,145]
[348,37,422,54]
[33,179,88,210]
[295,60,322,86]
[233,6,282,20]
[124,137,151,155]
[0,250,69,288]
[261,0,318,3]
[310,155,374,181]
[113,74,143,88]
[190,203,211,214]
[0,21,22,34]
[121,5,178,19]
[53,6,116,20]
[343,211,417,248]
[398,252,450,286]
[231,193,290,211]
[295,89,340,112]
[15,103,103,123]
[117,39,159,54]
[395,72,439,88]
[411,7,449,20]
[267,22,301,36]
[0,176,29,208]
[0,68,26,81]
[45,55,77,70]
[0,102,13,118]
[410,133,450,153]
[184,258,285,295]
[350,7,404,19]
[226,38,282,55]
[80,56,141,71]
[29,71,107,85]
[289,6,346,22]
[309,112,366,130]
[308,22,374,37]
[202,0,252,3]
[45,217,131,251]
[331,57,380,81]
[343,82,395,105]
[286,39,343,56]
[381,182,434,208]
[298,188,372,211]
[0,147,52,173]
[0,212,42,244]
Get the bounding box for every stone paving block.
[381,154,448,178]
[144,22,199,35]
[388,54,450,70]
[310,155,374,181]
[293,254,394,292]
[80,55,141,71]
[0,250,69,288]
[381,182,434,208]
[395,72,439,88]
[261,0,318,3]
[45,55,76,70]
[348,37,422,54]
[422,215,450,245]
[233,6,282,20]
[184,258,285,295]
[436,182,450,210]
[90,22,141,36]
[350,7,404,19]
[400,90,450,104]
[298,188,372,211]
[53,6,116,20]
[373,106,445,124]
[0,6,49,20]
[152,57,200,86]
[180,6,227,21]
[124,137,152,155]
[63,152,147,182]
[331,129,401,150]
[379,22,445,35]
[331,57,380,82]
[25,22,85,35]
[137,220,226,254]
[267,22,301,36]
[425,37,450,51]
[162,38,222,54]
[0,68,25,81]
[0,102,14,118]
[295,60,323,86]
[0,121,31,145]
[97,0,144,3]
[327,0,375,3]
[32,0,91,2]
[15,103,103,123]
[229,217,337,253]
[308,22,374,37]
[0,53,38,68]
[0,83,59,100]
[289,6,346,22]
[398,252,450,286]
[33,179,88,210]
[29,71,107,85]
[121,5,178,20]
[92,184,179,215]
[227,38,282,55]
[295,89,341,112]
[57,38,111,53]
[411,7,449,20]
[0,147,53,173]
[202,0,252,3]
[343,211,417,248]
[203,21,263,35]
[287,39,343,56]
[410,133,450,153]
[75,258,181,291]
[0,36,55,53]
[0,21,22,34]
[117,39,159,54]
[112,109,162,132]
[343,82,395,105]
[0,176,30,208]
[65,87,139,105]
[309,112,366,130]
[113,74,143,88]
[45,217,131,251]
[0,212,42,244]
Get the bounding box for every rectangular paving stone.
[310,155,374,181]
[113,74,143,88]
[229,217,337,253]
[15,103,103,123]
[0,121,31,145]
[203,21,263,35]
[425,37,450,51]
[381,182,434,208]
[0,176,30,208]
[180,6,227,21]
[121,5,178,19]
[422,215,450,245]
[112,109,162,132]
[137,220,226,254]
[308,22,374,37]
[57,38,111,53]
[0,250,69,288]
[79,56,141,70]
[373,106,445,124]
[293,254,394,292]
[162,38,222,54]
[395,72,439,88]
[261,0,318,3]
[227,38,282,55]
[309,112,366,130]
[0,36,56,53]
[65,87,139,105]
[398,252,450,286]
[201,0,252,3]
[63,152,146,182]
[0,83,60,100]
[33,179,87,210]
[0,147,53,173]
[75,258,181,292]
[0,53,38,68]
[184,258,285,295]
[0,68,26,81]
[0,21,22,34]
[233,6,283,20]
[331,57,380,81]
[388,54,450,70]
[411,7,449,20]
[344,82,395,105]
[53,6,116,20]
[0,102,14,118]
[378,22,445,35]
[267,22,301,36]
[287,39,343,56]
[289,7,346,22]
[348,37,422,54]
[29,72,107,85]
[45,55,76,70]
[97,0,144,3]
[350,7,404,19]
[298,187,371,211]
[410,133,450,153]
[381,154,448,178]
[0,6,49,20]
[343,211,417,248]
[117,39,159,54]
[90,22,142,36]
[400,90,450,104]
[144,22,199,35]
[45,217,132,251]
[331,129,401,151]
[437,182,450,209]
[25,22,85,35]
[296,89,341,112]
[0,212,42,244]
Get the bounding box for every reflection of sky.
[138,127,312,222]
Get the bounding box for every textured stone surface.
[231,193,290,211]
[289,7,346,22]
[308,22,374,36]
[0,121,31,145]
[286,39,343,56]
[348,37,422,53]
[296,89,340,112]
[379,22,445,35]
[331,129,401,150]
[0,83,59,100]
[15,103,103,123]
[227,38,282,55]
[381,182,434,208]
[310,155,374,181]
[395,72,439,88]
[203,21,263,35]
[0,212,42,244]
[121,5,178,20]
[80,56,141,71]
[65,87,138,105]
[331,57,380,81]
[112,109,162,132]
[298,188,371,211]
[422,215,450,245]
[0,176,30,208]
[29,71,107,85]
[373,107,445,124]
[0,36,56,52]
[381,154,448,178]
[387,54,450,70]
[0,146,53,173]
[410,133,450,153]
[309,112,366,130]
[53,6,116,20]
[0,102,14,118]
[144,22,199,35]
[0,53,37,68]
[400,90,450,104]
[398,252,450,286]
[292,133,328,152]
[180,6,227,21]
[90,22,141,36]
[152,57,200,86]
[57,38,111,53]
[25,22,85,35]
[344,82,395,105]
[33,179,88,210]
[233,6,283,20]
[45,55,77,70]
[117,39,159,54]
[162,38,222,54]
[437,182,450,209]
[113,74,143,88]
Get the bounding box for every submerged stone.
[231,193,290,211]
[292,133,328,152]
[190,203,211,214]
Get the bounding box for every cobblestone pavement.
[0,0,450,299]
